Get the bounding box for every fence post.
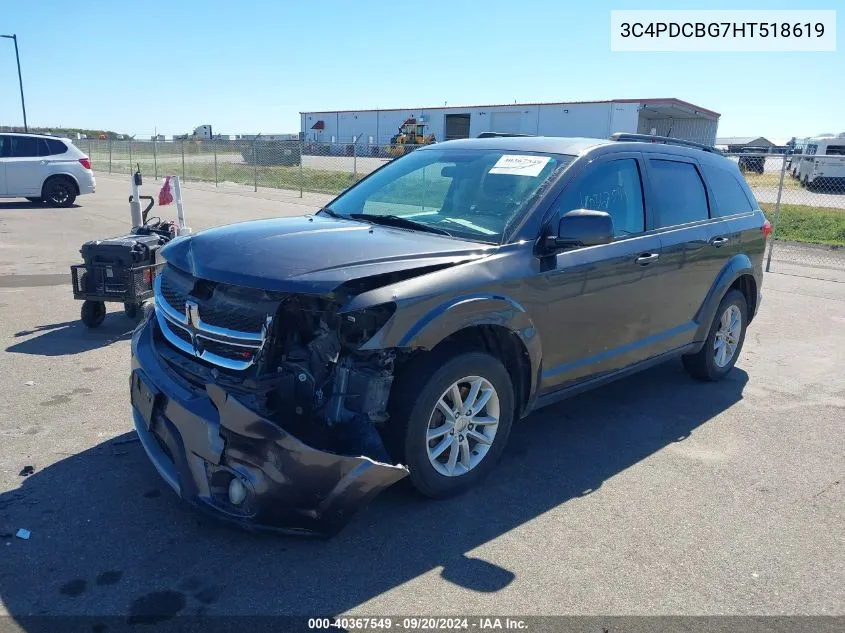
[253,141,258,192]
[108,139,112,174]
[128,139,133,174]
[353,140,357,181]
[299,139,304,198]
[764,153,788,273]
[153,137,158,180]
[213,138,218,186]
[181,141,186,180]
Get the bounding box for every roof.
[0,131,67,139]
[419,136,610,155]
[716,136,775,147]
[302,98,720,119]
[420,135,739,166]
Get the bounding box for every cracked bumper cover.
[130,316,408,536]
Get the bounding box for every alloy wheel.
[426,376,500,477]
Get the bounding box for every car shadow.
[6,317,135,356]
[0,361,748,622]
[0,201,81,210]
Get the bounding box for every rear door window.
[0,135,8,158]
[10,135,39,158]
[701,164,754,216]
[648,160,709,228]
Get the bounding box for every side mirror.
[544,209,613,251]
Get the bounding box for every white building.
[193,124,213,140]
[301,98,720,146]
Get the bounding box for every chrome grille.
[153,266,275,370]
[159,274,187,313]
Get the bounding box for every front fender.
[692,253,755,346]
[363,294,543,411]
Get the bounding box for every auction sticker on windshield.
[489,154,551,177]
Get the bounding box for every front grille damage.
[154,265,408,464]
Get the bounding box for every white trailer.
[797,137,845,189]
[301,98,720,148]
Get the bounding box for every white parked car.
[0,133,96,207]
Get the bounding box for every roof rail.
[609,133,722,154]
[476,132,534,138]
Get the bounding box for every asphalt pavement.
[0,175,842,627]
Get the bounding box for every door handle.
[635,253,660,265]
[710,236,729,247]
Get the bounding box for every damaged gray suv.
[130,134,769,535]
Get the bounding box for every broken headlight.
[339,303,396,346]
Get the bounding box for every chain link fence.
[81,138,428,198]
[723,151,845,281]
[79,139,844,281]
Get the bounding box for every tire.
[81,300,106,328]
[682,289,748,381]
[42,176,77,208]
[124,302,139,319]
[25,197,42,203]
[387,351,515,498]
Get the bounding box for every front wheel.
[682,289,748,381]
[388,351,515,498]
[81,300,106,328]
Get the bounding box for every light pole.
[1,34,28,132]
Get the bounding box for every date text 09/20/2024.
[307,617,529,630]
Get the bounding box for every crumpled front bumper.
[130,316,408,536]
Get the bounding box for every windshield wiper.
[348,213,453,236]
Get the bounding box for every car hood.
[161,214,495,293]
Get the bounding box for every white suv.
[0,133,96,207]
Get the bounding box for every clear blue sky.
[1,0,841,139]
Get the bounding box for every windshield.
[326,148,572,243]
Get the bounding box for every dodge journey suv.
[130,133,769,535]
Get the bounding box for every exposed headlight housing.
[339,303,397,346]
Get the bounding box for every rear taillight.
[143,269,153,285]
[79,157,92,170]
[762,219,772,240]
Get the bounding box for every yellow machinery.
[387,118,436,157]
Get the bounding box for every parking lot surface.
[0,175,842,623]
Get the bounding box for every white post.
[172,176,191,235]
[129,172,142,229]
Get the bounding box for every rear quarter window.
[701,163,754,216]
[46,139,69,155]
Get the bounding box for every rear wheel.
[42,176,77,208]
[387,351,515,498]
[682,289,747,381]
[124,302,139,319]
[81,300,106,328]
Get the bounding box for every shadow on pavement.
[0,361,748,622]
[0,201,80,210]
[6,317,135,356]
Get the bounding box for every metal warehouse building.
[301,98,720,147]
